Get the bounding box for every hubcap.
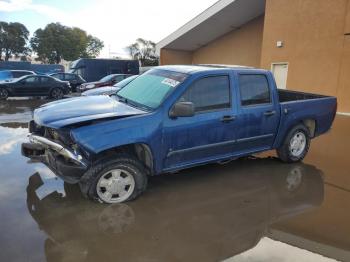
[98,204,135,234]
[286,167,302,192]
[52,89,62,98]
[97,169,135,203]
[289,131,306,157]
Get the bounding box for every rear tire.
[79,154,148,204]
[50,87,63,99]
[0,88,9,100]
[277,124,310,163]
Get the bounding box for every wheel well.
[302,119,316,137]
[94,143,154,175]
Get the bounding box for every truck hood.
[34,96,147,128]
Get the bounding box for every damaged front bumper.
[22,134,89,184]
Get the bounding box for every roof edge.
[156,0,236,54]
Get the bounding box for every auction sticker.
[162,78,180,87]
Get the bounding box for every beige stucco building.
[156,0,350,113]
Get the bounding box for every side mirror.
[169,102,195,118]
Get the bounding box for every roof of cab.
[156,64,267,74]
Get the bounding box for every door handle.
[264,110,276,116]
[221,115,236,123]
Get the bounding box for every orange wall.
[160,49,193,65]
[261,0,350,111]
[160,0,350,112]
[192,16,264,67]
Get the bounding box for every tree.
[126,38,159,66]
[83,35,104,58]
[31,23,104,64]
[0,21,29,61]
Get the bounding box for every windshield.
[113,75,138,88]
[99,74,115,82]
[117,69,188,110]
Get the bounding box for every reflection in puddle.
[25,158,324,261]
[0,126,27,156]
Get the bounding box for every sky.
[0,0,218,58]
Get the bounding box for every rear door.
[39,76,53,95]
[234,72,280,153]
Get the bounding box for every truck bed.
[273,89,337,148]
[278,89,327,102]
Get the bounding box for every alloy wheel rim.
[0,89,8,99]
[52,89,62,98]
[289,131,306,157]
[97,169,135,203]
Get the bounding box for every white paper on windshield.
[162,78,180,87]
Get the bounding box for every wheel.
[79,154,148,204]
[0,88,9,100]
[50,88,64,99]
[277,124,310,163]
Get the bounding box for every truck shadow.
[26,157,324,262]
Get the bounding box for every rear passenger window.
[40,77,51,82]
[180,76,230,112]
[239,74,270,106]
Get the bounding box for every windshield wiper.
[116,94,128,104]
[116,94,152,111]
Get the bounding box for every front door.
[162,74,238,171]
[234,73,280,154]
[13,76,40,96]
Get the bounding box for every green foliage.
[83,35,104,58]
[0,21,29,61]
[30,23,104,64]
[126,38,159,66]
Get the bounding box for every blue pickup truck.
[22,65,337,203]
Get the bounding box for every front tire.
[277,124,310,163]
[79,154,148,204]
[50,87,64,99]
[0,88,9,100]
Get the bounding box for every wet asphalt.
[0,98,349,262]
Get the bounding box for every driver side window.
[179,75,231,113]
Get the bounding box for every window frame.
[175,74,232,114]
[237,73,272,107]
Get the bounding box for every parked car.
[78,74,133,92]
[81,75,138,96]
[22,65,337,204]
[69,58,139,82]
[0,70,35,81]
[49,72,86,92]
[0,75,70,100]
